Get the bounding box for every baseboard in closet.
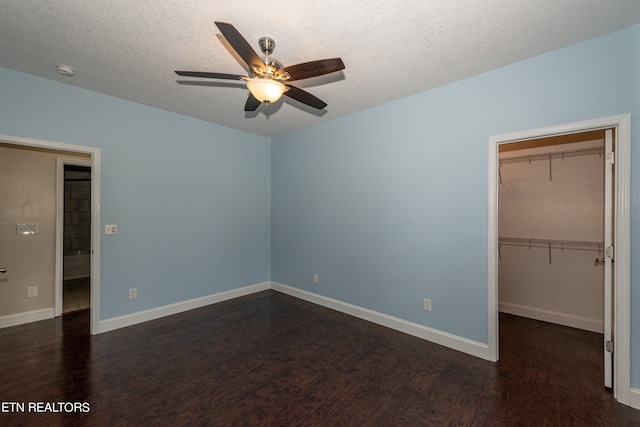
[499,301,603,333]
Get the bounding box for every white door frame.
[0,133,101,335]
[487,114,631,405]
[55,157,92,317]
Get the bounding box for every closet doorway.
[498,129,612,386]
[488,114,631,404]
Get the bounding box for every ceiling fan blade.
[244,93,261,111]
[284,85,327,110]
[175,71,246,80]
[215,22,266,74]
[277,58,345,81]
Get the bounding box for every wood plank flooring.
[1,290,639,426]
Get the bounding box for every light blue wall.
[272,25,640,384]
[0,67,271,319]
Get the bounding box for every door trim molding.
[487,114,631,406]
[0,133,101,335]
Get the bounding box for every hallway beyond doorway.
[63,278,90,314]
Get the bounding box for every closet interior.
[498,130,606,334]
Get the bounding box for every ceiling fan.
[175,22,345,112]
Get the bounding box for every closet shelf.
[499,146,603,166]
[499,236,603,251]
[499,235,604,260]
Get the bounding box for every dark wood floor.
[1,290,639,426]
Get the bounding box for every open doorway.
[498,130,607,334]
[487,115,631,405]
[497,129,610,386]
[61,163,92,314]
[0,132,101,335]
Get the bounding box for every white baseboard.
[499,302,603,333]
[99,280,489,360]
[97,282,271,333]
[271,282,490,360]
[0,308,54,329]
[630,388,640,410]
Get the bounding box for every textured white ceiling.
[1,1,639,138]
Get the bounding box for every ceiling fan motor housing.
[255,37,283,77]
[259,37,275,55]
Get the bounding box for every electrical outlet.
[313,274,319,284]
[27,286,38,298]
[129,288,137,299]
[423,298,432,312]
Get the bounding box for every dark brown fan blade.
[244,93,261,111]
[215,22,266,74]
[284,85,327,109]
[175,71,246,80]
[276,58,345,81]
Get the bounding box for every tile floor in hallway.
[63,277,90,314]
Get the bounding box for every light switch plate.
[105,224,118,235]
[16,224,38,235]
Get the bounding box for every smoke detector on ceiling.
[56,63,75,77]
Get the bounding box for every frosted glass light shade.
[247,78,286,104]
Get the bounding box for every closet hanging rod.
[499,146,604,166]
[498,236,603,252]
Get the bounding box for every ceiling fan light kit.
[175,22,345,112]
[246,78,286,104]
